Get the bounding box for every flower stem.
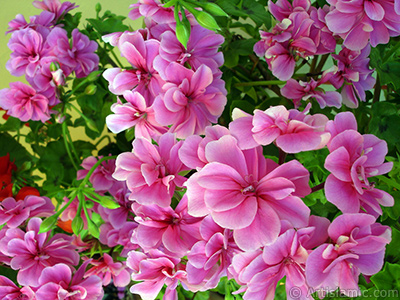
[62,122,79,171]
[311,181,325,193]
[235,80,285,87]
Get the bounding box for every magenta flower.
[281,70,342,108]
[133,195,203,256]
[84,253,131,287]
[268,0,311,21]
[186,216,242,290]
[186,135,310,250]
[113,133,188,207]
[103,31,164,104]
[153,62,227,139]
[0,195,54,228]
[129,0,175,24]
[324,129,394,216]
[99,222,138,257]
[46,27,98,78]
[329,45,375,108]
[106,90,168,140]
[229,216,329,300]
[126,249,187,300]
[306,214,391,296]
[7,218,80,287]
[33,0,78,21]
[36,262,104,300]
[0,81,51,122]
[0,276,35,300]
[155,25,224,74]
[325,0,400,50]
[6,28,52,77]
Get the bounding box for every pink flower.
[129,0,175,24]
[99,222,138,257]
[76,155,117,193]
[46,27,98,78]
[186,216,242,290]
[329,45,375,108]
[7,218,80,287]
[281,70,342,108]
[0,276,35,300]
[106,90,168,140]
[325,0,400,50]
[179,125,231,170]
[132,195,203,256]
[6,28,52,77]
[36,262,104,300]
[186,135,311,250]
[324,129,394,216]
[33,0,78,21]
[268,0,311,21]
[126,249,187,300]
[0,195,54,228]
[306,214,391,297]
[113,133,188,207]
[103,31,164,104]
[229,106,330,153]
[153,63,227,139]
[0,81,51,122]
[84,253,131,287]
[155,25,224,74]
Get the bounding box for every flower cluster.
[0,1,98,122]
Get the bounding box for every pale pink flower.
[6,11,54,35]
[324,129,394,216]
[99,222,138,257]
[0,195,54,228]
[106,91,168,140]
[36,262,104,300]
[132,195,203,256]
[306,214,391,297]
[186,135,311,250]
[7,218,80,287]
[153,63,227,139]
[113,133,188,207]
[84,253,131,287]
[0,81,51,122]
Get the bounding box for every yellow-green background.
[0,1,141,153]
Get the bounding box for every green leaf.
[0,132,31,167]
[386,228,400,263]
[0,116,23,132]
[242,0,271,28]
[86,17,128,35]
[371,262,400,299]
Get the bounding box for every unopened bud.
[87,70,102,82]
[202,3,228,17]
[95,3,102,13]
[71,216,84,235]
[86,118,99,133]
[194,10,220,31]
[55,113,66,124]
[51,69,66,86]
[39,215,58,233]
[84,84,97,95]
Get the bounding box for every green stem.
[315,54,329,74]
[62,122,79,171]
[235,80,286,87]
[373,74,381,103]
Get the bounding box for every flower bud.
[39,215,58,233]
[71,216,84,235]
[84,84,97,95]
[202,3,228,17]
[50,61,60,72]
[51,69,66,86]
[95,3,102,13]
